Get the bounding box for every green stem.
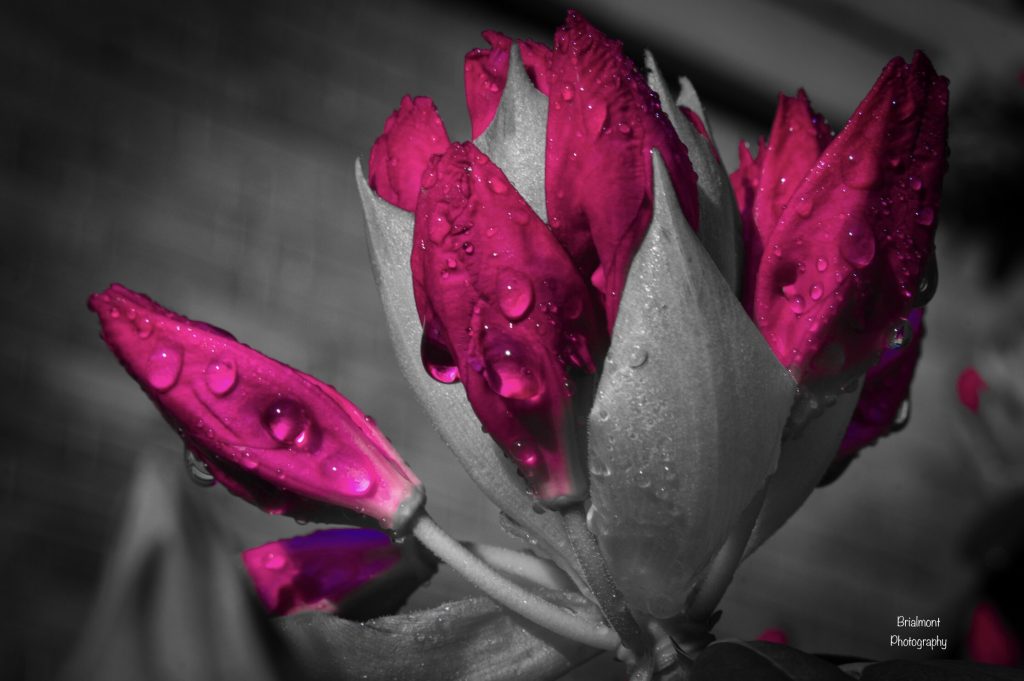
[411,512,620,651]
[562,504,653,681]
[462,542,576,591]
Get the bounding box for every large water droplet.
[560,84,575,101]
[262,552,287,570]
[482,335,543,401]
[497,270,534,321]
[488,176,509,194]
[262,399,319,450]
[147,345,183,392]
[136,316,153,338]
[887,318,912,349]
[810,283,823,301]
[183,447,216,487]
[628,346,648,368]
[891,399,911,432]
[782,284,805,314]
[914,206,935,226]
[589,455,610,478]
[839,225,876,268]
[205,356,237,396]
[321,455,376,497]
[816,256,829,272]
[420,332,460,383]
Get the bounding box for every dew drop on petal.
[839,225,876,268]
[482,336,542,401]
[320,455,376,497]
[816,256,828,272]
[488,177,509,194]
[262,399,319,450]
[262,552,287,570]
[887,318,912,349]
[914,206,935,226]
[205,356,238,396]
[136,316,153,338]
[628,346,648,368]
[810,283,823,301]
[147,345,183,392]
[420,332,460,383]
[891,399,911,432]
[796,199,813,218]
[497,270,534,321]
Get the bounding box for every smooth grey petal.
[743,382,863,557]
[355,163,581,581]
[646,52,743,297]
[475,43,548,221]
[587,151,795,619]
[277,594,602,681]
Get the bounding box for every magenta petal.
[545,11,700,328]
[835,308,924,463]
[243,529,402,617]
[957,366,988,412]
[747,53,948,380]
[465,31,553,139]
[368,95,451,211]
[412,142,606,504]
[88,284,423,529]
[967,601,1022,667]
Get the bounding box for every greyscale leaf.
[646,52,744,297]
[587,151,795,618]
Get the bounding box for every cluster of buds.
[90,10,948,680]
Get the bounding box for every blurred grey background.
[3,0,1024,678]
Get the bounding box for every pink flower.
[87,284,424,529]
[242,529,402,617]
[366,11,700,505]
[732,54,948,383]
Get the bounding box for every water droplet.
[321,455,376,497]
[205,356,237,396]
[560,84,575,101]
[510,209,530,225]
[796,199,813,218]
[816,256,828,272]
[497,270,534,321]
[839,225,876,268]
[782,284,805,314]
[891,399,911,432]
[914,206,935,226]
[910,176,923,191]
[109,307,121,319]
[488,177,509,194]
[636,468,650,488]
[262,552,287,570]
[421,331,460,383]
[183,447,216,487]
[810,283,823,301]
[589,455,610,478]
[262,399,319,450]
[136,316,153,338]
[617,122,632,136]
[240,452,259,471]
[147,345,183,392]
[628,346,648,368]
[462,242,475,255]
[887,318,912,349]
[482,335,542,401]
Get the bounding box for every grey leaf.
[646,52,743,297]
[475,43,549,222]
[587,151,795,619]
[277,594,602,681]
[692,640,852,680]
[743,382,863,557]
[355,163,582,582]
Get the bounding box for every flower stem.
[462,542,576,591]
[562,504,653,681]
[410,512,620,650]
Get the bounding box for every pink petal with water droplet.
[368,96,451,211]
[87,284,422,528]
[829,308,924,477]
[957,366,988,413]
[412,142,605,504]
[243,529,401,616]
[544,11,699,329]
[464,31,552,139]
[743,53,947,380]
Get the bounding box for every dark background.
[3,0,1024,678]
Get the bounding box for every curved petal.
[587,152,794,617]
[747,53,948,381]
[277,594,601,681]
[369,95,451,211]
[833,308,925,468]
[242,529,436,618]
[356,161,586,585]
[545,11,700,327]
[88,284,424,529]
[412,141,606,505]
